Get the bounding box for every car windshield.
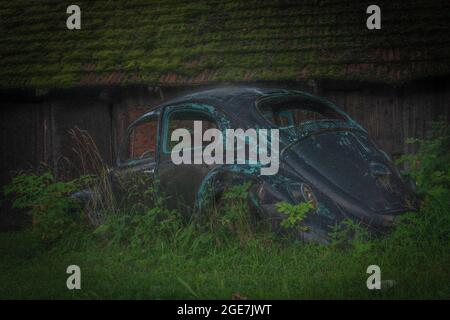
[257,94,355,138]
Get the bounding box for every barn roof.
[0,0,449,90]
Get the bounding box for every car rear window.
[257,95,346,128]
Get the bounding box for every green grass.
[0,224,449,299]
[1,121,449,300]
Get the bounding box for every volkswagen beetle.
[101,87,417,243]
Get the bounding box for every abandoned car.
[82,87,417,243]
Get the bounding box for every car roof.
[141,86,295,116]
[129,86,365,136]
[136,86,340,126]
[161,86,284,109]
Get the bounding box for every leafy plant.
[329,219,372,254]
[214,182,255,244]
[4,172,92,243]
[390,120,450,244]
[397,119,450,197]
[94,182,184,249]
[276,201,313,233]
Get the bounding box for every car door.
[112,110,161,210]
[157,103,227,216]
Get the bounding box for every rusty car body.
[99,87,417,243]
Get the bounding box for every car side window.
[165,109,218,153]
[123,116,158,164]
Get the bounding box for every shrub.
[398,119,450,197]
[276,201,313,233]
[395,121,450,234]
[211,182,256,244]
[329,219,372,254]
[94,184,185,249]
[3,172,92,243]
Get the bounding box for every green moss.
[0,0,449,89]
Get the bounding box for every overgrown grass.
[1,121,449,299]
[0,223,448,299]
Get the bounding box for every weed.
[2,121,449,299]
[3,171,92,243]
[69,127,117,226]
[210,182,257,244]
[276,201,313,233]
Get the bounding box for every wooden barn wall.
[321,79,450,158]
[49,97,113,179]
[111,81,450,163]
[0,101,50,229]
[1,81,449,182]
[0,80,449,229]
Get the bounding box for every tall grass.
[1,121,449,299]
[69,127,117,226]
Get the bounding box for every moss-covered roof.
[0,0,449,89]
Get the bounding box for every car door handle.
[144,169,155,174]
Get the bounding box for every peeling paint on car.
[110,87,418,242]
